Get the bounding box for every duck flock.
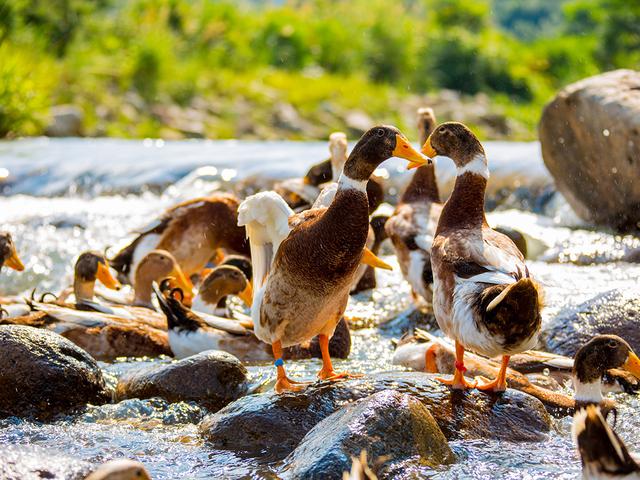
[1,108,639,479]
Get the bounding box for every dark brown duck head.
[134,250,193,308]
[194,265,253,310]
[0,232,24,272]
[342,125,429,183]
[73,251,121,302]
[573,335,640,405]
[421,122,487,172]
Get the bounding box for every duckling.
[385,108,442,305]
[190,265,253,315]
[154,283,351,362]
[573,405,640,479]
[238,125,429,392]
[422,122,543,391]
[110,194,249,284]
[0,232,25,272]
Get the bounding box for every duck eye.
[607,339,619,349]
[376,128,385,137]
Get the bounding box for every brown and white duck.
[190,265,253,315]
[386,108,443,305]
[422,122,543,392]
[351,214,390,294]
[110,194,249,284]
[0,232,25,273]
[238,125,429,392]
[573,405,640,480]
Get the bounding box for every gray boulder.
[540,69,640,230]
[116,350,249,411]
[200,371,551,461]
[0,325,110,418]
[45,105,84,137]
[283,390,454,479]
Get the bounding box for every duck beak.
[421,135,437,159]
[361,247,392,271]
[97,262,121,290]
[4,246,25,272]
[168,267,194,306]
[213,248,225,266]
[623,351,640,378]
[392,134,431,170]
[238,282,253,307]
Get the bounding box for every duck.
[190,264,253,316]
[238,125,429,392]
[422,122,543,392]
[573,405,640,479]
[109,194,250,285]
[203,254,254,315]
[154,283,351,362]
[0,232,25,273]
[351,214,390,294]
[385,108,442,305]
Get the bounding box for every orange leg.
[424,343,439,373]
[475,355,510,393]
[317,334,362,381]
[272,341,306,393]
[436,341,477,390]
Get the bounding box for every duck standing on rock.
[422,122,543,392]
[0,232,25,273]
[386,108,442,305]
[238,126,429,392]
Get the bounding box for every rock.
[85,459,151,480]
[45,105,84,137]
[273,103,305,133]
[344,110,373,137]
[539,69,640,231]
[543,287,640,356]
[0,445,93,480]
[283,390,454,479]
[116,350,248,411]
[0,325,110,418]
[200,372,551,461]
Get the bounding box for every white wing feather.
[313,182,338,208]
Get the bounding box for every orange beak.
[421,135,437,159]
[4,245,25,272]
[361,247,392,271]
[392,134,430,170]
[168,266,194,306]
[623,351,640,378]
[238,282,253,307]
[96,262,121,290]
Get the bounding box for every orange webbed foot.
[317,369,363,381]
[435,374,478,390]
[474,376,507,393]
[275,376,308,393]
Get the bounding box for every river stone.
[543,287,640,356]
[0,325,110,418]
[283,390,454,479]
[200,371,551,461]
[539,69,640,230]
[116,350,249,411]
[45,104,84,137]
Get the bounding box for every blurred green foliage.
[0,0,637,138]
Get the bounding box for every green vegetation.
[0,0,638,140]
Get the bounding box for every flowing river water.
[0,138,639,479]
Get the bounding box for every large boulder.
[116,350,249,411]
[539,69,640,230]
[0,325,110,418]
[283,390,454,479]
[543,287,640,356]
[200,372,551,461]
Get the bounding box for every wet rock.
[85,459,151,480]
[116,350,249,411]
[0,325,110,418]
[540,69,640,231]
[0,445,93,480]
[283,390,454,479]
[45,105,84,137]
[543,287,640,356]
[273,103,305,133]
[200,372,551,461]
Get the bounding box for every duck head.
[421,122,487,175]
[417,107,437,146]
[328,131,348,180]
[0,232,24,272]
[134,250,193,308]
[74,251,121,302]
[220,254,253,284]
[193,265,253,312]
[573,334,640,405]
[342,125,430,182]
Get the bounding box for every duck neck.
[573,376,603,404]
[401,165,440,203]
[436,154,489,233]
[73,279,95,303]
[133,276,153,308]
